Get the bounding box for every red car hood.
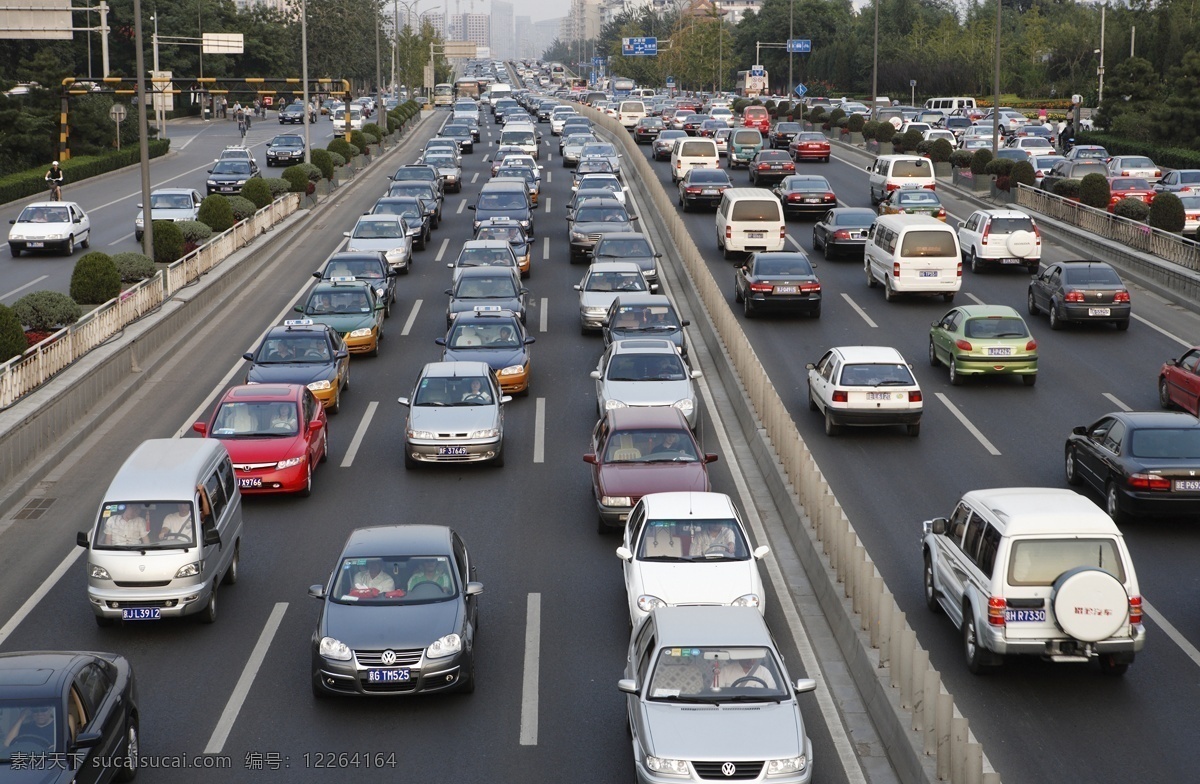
[217,434,306,464]
[597,462,709,496]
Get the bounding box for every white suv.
[922,487,1145,676]
[956,208,1041,274]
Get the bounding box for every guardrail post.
[923,670,940,754]
[964,741,983,784]
[897,627,915,708]
[936,692,953,780]
[910,648,929,729]
[951,716,969,783]
[867,575,883,638]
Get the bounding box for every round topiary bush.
[176,220,213,245]
[327,151,346,169]
[0,303,26,361]
[1149,191,1186,232]
[111,252,156,282]
[929,138,954,164]
[151,220,185,264]
[363,122,384,139]
[861,121,879,141]
[298,162,322,182]
[970,149,993,175]
[310,148,334,180]
[240,178,273,210]
[915,140,933,156]
[1113,198,1151,221]
[349,130,368,152]
[827,108,846,127]
[807,106,825,124]
[897,129,923,153]
[327,137,354,161]
[262,178,292,199]
[875,122,896,143]
[847,113,865,133]
[15,290,83,331]
[1010,160,1036,188]
[362,132,380,146]
[69,251,121,304]
[226,196,258,222]
[281,165,309,193]
[197,195,235,233]
[985,158,1015,177]
[950,150,973,169]
[1078,173,1111,209]
[345,143,361,158]
[1053,178,1082,199]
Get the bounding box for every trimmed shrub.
[0,303,26,361]
[995,175,1012,192]
[15,290,83,330]
[349,130,368,152]
[1078,173,1111,209]
[875,122,896,143]
[111,252,156,282]
[151,220,185,264]
[1053,178,1082,199]
[310,148,334,180]
[240,178,273,210]
[69,252,120,304]
[1149,191,1186,232]
[1011,161,1036,188]
[263,178,292,199]
[970,149,993,175]
[915,140,933,157]
[346,143,361,158]
[327,138,354,161]
[827,107,846,125]
[896,129,923,153]
[197,195,235,233]
[929,138,954,164]
[861,121,879,141]
[226,196,258,222]
[0,139,170,206]
[950,150,973,169]
[363,122,384,139]
[327,151,346,168]
[1078,131,1200,173]
[362,132,380,146]
[984,158,1015,176]
[847,113,865,133]
[1113,198,1151,221]
[807,106,826,124]
[176,220,213,244]
[281,165,309,193]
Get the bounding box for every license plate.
[1174,479,1200,492]
[918,270,938,278]
[1088,307,1111,317]
[239,477,262,489]
[770,165,782,170]
[852,231,866,238]
[121,608,161,621]
[1000,258,1021,264]
[747,232,765,239]
[437,446,469,456]
[366,668,411,683]
[773,286,798,294]
[702,189,717,195]
[986,347,1013,356]
[220,187,234,192]
[1004,609,1045,623]
[804,198,821,203]
[26,241,44,248]
[867,392,891,401]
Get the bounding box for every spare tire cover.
[1006,230,1037,258]
[1051,566,1129,642]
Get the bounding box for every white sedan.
[615,492,769,624]
[134,188,203,242]
[806,345,923,437]
[8,201,91,256]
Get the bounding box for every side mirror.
[1072,425,1087,436]
[583,453,597,464]
[805,362,815,370]
[308,584,326,599]
[590,370,602,380]
[309,419,324,432]
[335,350,349,359]
[753,545,770,560]
[681,320,690,327]
[312,271,323,279]
[630,215,639,221]
[467,204,476,210]
[242,352,254,361]
[207,169,213,174]
[616,546,634,561]
[434,337,446,346]
[929,517,949,535]
[76,531,90,548]
[704,453,719,464]
[203,528,221,546]
[136,203,143,209]
[573,284,582,291]
[72,731,103,750]
[654,253,663,258]
[466,581,484,596]
[794,678,817,694]
[690,370,702,379]
[525,336,536,344]
[444,288,453,296]
[192,422,208,436]
[617,678,639,695]
[500,395,513,404]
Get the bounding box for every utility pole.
[99,1,110,77]
[993,0,1001,155]
[301,0,310,163]
[1098,4,1106,106]
[788,0,793,115]
[133,0,154,259]
[376,5,384,147]
[870,0,879,122]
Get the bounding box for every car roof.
[326,251,387,264]
[357,214,403,223]
[954,304,1023,318]
[150,188,198,196]
[461,240,512,250]
[613,293,671,306]
[611,338,678,354]
[457,265,516,279]
[979,208,1033,218]
[649,606,772,648]
[831,345,907,364]
[219,383,306,403]
[574,197,625,209]
[1110,411,1200,428]
[0,652,105,699]
[1056,260,1116,270]
[340,524,454,558]
[606,406,691,429]
[641,491,737,518]
[105,439,227,501]
[421,360,493,378]
[960,488,1120,538]
[588,261,643,273]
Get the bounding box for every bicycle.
[237,118,247,140]
[47,180,62,201]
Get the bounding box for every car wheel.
[199,586,217,624]
[928,339,940,367]
[1115,319,1130,331]
[597,515,611,534]
[824,408,840,436]
[383,299,391,318]
[1023,374,1037,386]
[327,388,340,415]
[223,541,240,585]
[808,388,818,411]
[370,337,380,358]
[404,446,418,469]
[320,428,329,463]
[907,421,920,437]
[810,303,821,319]
[1027,289,1039,315]
[1106,482,1127,524]
[923,552,940,613]
[1048,302,1062,330]
[949,360,962,386]
[298,462,313,497]
[64,235,74,256]
[1098,654,1131,677]
[493,443,505,467]
[743,295,754,318]
[883,277,897,302]
[720,239,731,260]
[135,231,143,243]
[1159,378,1173,409]
[865,262,877,288]
[963,613,994,674]
[733,280,743,303]
[114,718,139,782]
[1064,446,1085,486]
[942,292,955,302]
[969,249,984,274]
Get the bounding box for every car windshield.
[17,205,70,223]
[1008,538,1125,586]
[596,238,653,257]
[636,517,750,561]
[389,183,435,200]
[330,555,458,604]
[478,193,527,210]
[211,400,300,437]
[426,157,456,168]
[585,271,644,292]
[456,248,514,267]
[306,289,373,315]
[353,221,405,239]
[758,151,790,162]
[753,256,813,276]
[577,160,614,174]
[838,362,916,386]
[1119,157,1154,167]
[611,305,679,331]
[374,201,421,220]
[604,428,698,462]
[964,317,1029,339]
[324,260,384,279]
[455,275,517,298]
[394,169,434,182]
[1179,172,1200,184]
[274,136,303,147]
[607,352,686,381]
[1063,267,1122,286]
[497,168,535,183]
[0,701,61,757]
[1075,148,1108,159]
[151,194,194,210]
[731,200,781,220]
[646,646,787,703]
[579,176,620,191]
[896,191,941,205]
[478,227,525,243]
[576,206,628,223]
[988,217,1034,233]
[413,375,495,407]
[732,131,760,144]
[212,161,251,175]
[92,501,197,550]
[258,335,331,363]
[1179,196,1200,208]
[448,321,521,348]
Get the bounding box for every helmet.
[51,161,59,166]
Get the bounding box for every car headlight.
[46,233,65,240]
[89,563,111,580]
[645,756,690,776]
[469,428,499,438]
[236,179,247,186]
[8,233,24,240]
[174,561,202,579]
[583,306,606,316]
[601,495,631,507]
[408,429,437,439]
[519,219,530,228]
[276,456,305,470]
[426,633,462,658]
[307,380,332,391]
[499,364,525,376]
[733,594,761,609]
[765,756,807,775]
[319,636,353,661]
[637,595,667,613]
[673,399,694,413]
[375,287,386,297]
[206,180,217,186]
[570,231,587,242]
[605,399,626,410]
[135,216,144,227]
[348,328,374,338]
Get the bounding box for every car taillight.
[987,596,1006,626]
[886,183,900,192]
[1129,596,1143,625]
[788,193,802,201]
[825,192,836,201]
[1025,339,1038,351]
[924,183,937,190]
[748,283,773,292]
[780,226,787,239]
[955,338,973,351]
[892,261,901,277]
[956,261,962,278]
[800,282,821,293]
[981,222,991,245]
[908,390,922,403]
[937,208,946,218]
[1064,290,1085,302]
[833,230,851,239]
[726,225,732,239]
[1154,170,1161,178]
[832,390,848,402]
[758,163,769,170]
[1110,194,1122,204]
[1114,290,1130,303]
[1129,473,1171,491]
[1033,223,1041,246]
[686,187,702,194]
[1121,170,1130,176]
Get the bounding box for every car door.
[807,350,835,411]
[594,346,611,410]
[1165,349,1200,413]
[589,418,607,497]
[304,391,323,465]
[70,663,123,784]
[931,309,961,363]
[958,212,981,253]
[622,501,648,601]
[1030,264,1060,310]
[452,532,478,633]
[1073,416,1119,492]
[932,503,974,626]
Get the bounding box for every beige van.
[78,438,244,625]
[670,137,720,183]
[715,188,786,259]
[866,155,937,205]
[864,214,961,302]
[617,100,647,130]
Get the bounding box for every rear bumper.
[1059,303,1132,323]
[826,407,922,426]
[984,624,1146,656]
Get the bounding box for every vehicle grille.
[234,462,276,471]
[437,432,470,439]
[105,599,177,608]
[693,761,765,780]
[113,581,171,588]
[587,234,603,242]
[361,680,419,694]
[354,648,423,667]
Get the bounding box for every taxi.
[243,320,350,413]
[474,218,531,277]
[294,277,386,356]
[437,307,535,395]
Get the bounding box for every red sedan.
[1159,347,1200,416]
[1108,177,1155,212]
[193,383,328,496]
[789,132,831,163]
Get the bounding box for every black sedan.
[442,125,474,154]
[1027,260,1131,330]
[812,207,876,259]
[445,266,527,327]
[773,175,837,218]
[266,133,306,167]
[314,251,397,317]
[205,160,260,195]
[309,525,482,697]
[733,251,822,318]
[769,121,802,149]
[748,150,796,185]
[0,650,139,781]
[1065,411,1200,523]
[633,117,664,144]
[278,102,307,124]
[677,168,732,211]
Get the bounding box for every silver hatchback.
[397,361,511,468]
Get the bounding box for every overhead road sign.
[622,37,657,56]
[202,33,244,54]
[786,39,811,53]
[0,0,71,40]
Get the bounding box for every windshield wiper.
[642,457,696,463]
[638,555,688,562]
[875,380,911,386]
[652,694,719,704]
[721,694,784,704]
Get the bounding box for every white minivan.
[670,137,720,183]
[866,155,937,204]
[924,96,978,114]
[715,188,786,259]
[617,100,647,130]
[864,214,961,302]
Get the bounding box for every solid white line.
[401,299,423,336]
[966,291,986,306]
[543,197,551,214]
[934,392,1002,455]
[839,293,877,328]
[533,398,545,463]
[457,200,466,214]
[1132,312,1191,348]
[109,231,135,246]
[539,297,548,333]
[0,275,49,302]
[786,233,803,251]
[519,592,541,745]
[340,401,378,468]
[1144,600,1200,670]
[203,602,288,754]
[435,237,450,262]
[542,237,550,261]
[471,172,479,184]
[0,548,84,648]
[1103,392,1131,411]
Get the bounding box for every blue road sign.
[794,83,808,98]
[666,76,675,85]
[592,56,604,66]
[621,37,658,56]
[750,65,765,77]
[787,39,812,53]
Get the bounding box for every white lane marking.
[471,172,479,184]
[934,392,1002,455]
[482,154,490,163]
[533,398,545,463]
[435,237,450,262]
[786,233,803,250]
[966,291,986,306]
[545,170,552,183]
[457,200,466,214]
[340,401,378,468]
[203,602,288,754]
[1,275,49,302]
[401,299,423,336]
[177,134,199,151]
[1133,312,1191,348]
[542,237,549,260]
[839,293,877,328]
[0,548,84,648]
[519,592,541,745]
[539,297,548,333]
[109,231,135,246]
[544,197,551,214]
[1103,392,1131,411]
[1144,600,1200,670]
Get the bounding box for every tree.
[1150,50,1200,148]
[1097,57,1159,131]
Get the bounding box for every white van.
[866,155,937,205]
[716,188,786,258]
[924,96,977,114]
[670,137,720,183]
[617,100,647,130]
[499,124,541,159]
[78,439,244,625]
[864,214,961,302]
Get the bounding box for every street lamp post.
[301,0,310,163]
[1097,4,1106,106]
[133,0,154,259]
[992,0,1001,154]
[870,0,879,122]
[788,0,793,115]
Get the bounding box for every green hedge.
[1149,191,1186,232]
[15,290,82,331]
[111,252,156,282]
[263,178,292,199]
[197,195,234,233]
[1078,173,1111,209]
[240,178,273,210]
[327,138,354,161]
[151,221,185,264]
[1077,131,1200,171]
[0,304,26,362]
[0,139,170,206]
[310,148,334,180]
[1113,198,1151,221]
[875,122,896,143]
[226,196,258,222]
[949,150,973,169]
[970,149,993,176]
[176,220,213,244]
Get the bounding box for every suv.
[922,487,1145,676]
[956,209,1041,273]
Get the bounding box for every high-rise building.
[491,0,514,59]
[235,0,288,11]
[531,17,563,59]
[462,12,490,47]
[420,10,447,38]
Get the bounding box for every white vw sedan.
[8,201,91,256]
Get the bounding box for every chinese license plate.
[1000,258,1021,264]
[804,198,821,203]
[918,270,938,278]
[366,668,411,683]
[852,231,866,238]
[122,607,161,621]
[866,392,891,401]
[220,187,235,192]
[1004,609,1045,623]
[773,286,798,294]
[437,446,469,456]
[239,477,262,489]
[702,189,717,195]
[770,165,782,170]
[1088,307,1111,317]
[1174,479,1200,492]
[26,241,44,248]
[986,347,1013,356]
[747,232,765,239]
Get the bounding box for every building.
[235,0,288,10]
[462,12,490,48]
[420,10,447,37]
[560,0,601,43]
[529,17,563,59]
[491,0,514,59]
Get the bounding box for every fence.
[0,192,301,409]
[585,106,1000,784]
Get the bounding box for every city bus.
[612,78,635,99]
[454,78,481,99]
[433,83,454,107]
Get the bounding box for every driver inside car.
[689,520,735,557]
[407,558,452,592]
[711,652,777,689]
[158,503,193,541]
[2,704,56,750]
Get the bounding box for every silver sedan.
[397,361,510,468]
[591,339,700,429]
[575,262,648,331]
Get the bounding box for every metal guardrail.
[1015,185,1200,270]
[0,193,301,409]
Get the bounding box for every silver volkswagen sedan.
[397,361,510,468]
[591,339,700,428]
[575,262,648,331]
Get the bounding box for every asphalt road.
[0,108,882,783]
[628,125,1199,782]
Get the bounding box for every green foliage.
[1077,132,1200,172]
[362,132,380,146]
[1149,51,1200,149]
[327,138,354,160]
[346,143,362,158]
[950,150,974,169]
[847,113,865,133]
[69,252,120,304]
[1097,57,1159,133]
[0,139,169,206]
[327,151,346,168]
[1053,179,1082,198]
[297,162,322,182]
[151,221,185,264]
[985,158,1015,176]
[349,130,368,152]
[226,196,258,222]
[240,178,273,210]
[176,221,213,244]
[807,106,825,124]
[111,252,156,282]
[929,138,954,163]
[13,290,82,332]
[281,165,310,193]
[0,304,26,361]
[875,122,896,143]
[1113,198,1151,221]
[861,121,879,141]
[363,123,384,139]
[970,149,993,176]
[1010,161,1036,188]
[262,178,292,199]
[310,148,334,180]
[896,129,923,152]
[825,108,846,129]
[1148,191,1186,232]
[1078,173,1111,209]
[197,195,235,233]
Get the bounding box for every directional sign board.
[666,76,674,86]
[621,37,657,56]
[794,83,808,98]
[592,56,604,66]
[786,39,811,53]
[201,33,244,54]
[750,65,765,77]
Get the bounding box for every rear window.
[620,102,645,112]
[963,317,1029,339]
[1062,266,1122,286]
[899,229,956,257]
[891,159,932,178]
[743,107,768,118]
[679,141,715,156]
[730,200,782,222]
[987,217,1034,234]
[1180,172,1200,184]
[1129,428,1200,459]
[838,363,916,387]
[732,131,762,145]
[1008,538,1125,586]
